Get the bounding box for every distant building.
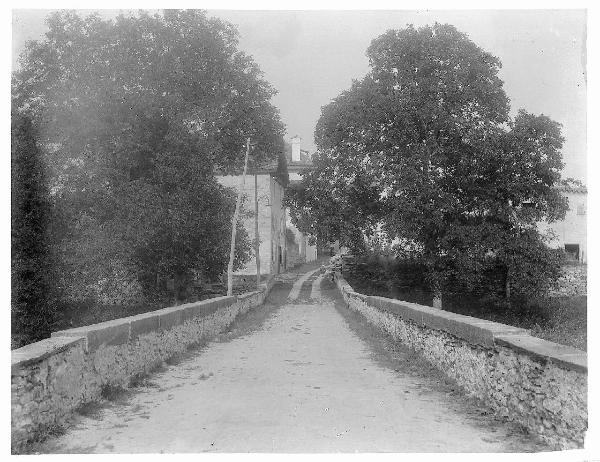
[217,153,288,276]
[538,185,587,263]
[216,135,318,277]
[285,136,318,265]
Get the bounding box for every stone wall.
[538,190,587,263]
[548,264,587,297]
[11,282,274,453]
[334,273,587,450]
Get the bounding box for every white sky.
[12,9,587,182]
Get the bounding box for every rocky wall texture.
[11,283,272,453]
[548,265,587,297]
[335,274,587,450]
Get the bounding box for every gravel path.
[36,265,545,453]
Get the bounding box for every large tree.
[12,10,285,303]
[11,114,60,346]
[288,24,567,300]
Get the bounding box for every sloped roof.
[284,141,313,171]
[557,184,587,194]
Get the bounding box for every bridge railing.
[334,271,587,450]
[11,277,275,453]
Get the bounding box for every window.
[565,244,580,261]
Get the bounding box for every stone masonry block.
[237,291,261,301]
[156,306,184,331]
[495,335,587,373]
[129,312,160,338]
[53,318,130,352]
[11,336,85,374]
[183,302,214,321]
[369,295,528,347]
[182,296,236,321]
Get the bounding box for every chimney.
[291,135,301,162]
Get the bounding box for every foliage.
[12,10,284,305]
[288,23,568,299]
[342,253,431,305]
[11,114,59,346]
[343,254,586,350]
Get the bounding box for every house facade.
[217,168,287,276]
[538,185,587,263]
[216,136,317,278]
[286,135,318,265]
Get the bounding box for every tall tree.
[12,10,285,303]
[288,24,567,300]
[11,114,59,346]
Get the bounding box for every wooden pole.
[227,138,250,296]
[255,172,261,288]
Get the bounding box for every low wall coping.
[336,273,587,373]
[51,295,236,352]
[11,336,85,373]
[13,292,255,367]
[495,334,588,372]
[237,290,262,300]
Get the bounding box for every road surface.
[35,263,545,453]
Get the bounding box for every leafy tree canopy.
[287,23,567,298]
[12,10,285,301]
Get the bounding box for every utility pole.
[255,171,260,288]
[227,138,250,296]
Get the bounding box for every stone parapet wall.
[334,272,587,450]
[548,264,587,297]
[11,282,273,453]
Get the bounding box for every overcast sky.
[12,9,587,182]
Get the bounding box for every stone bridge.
[11,262,587,453]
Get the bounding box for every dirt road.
[36,263,546,453]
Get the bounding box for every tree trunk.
[505,265,512,305]
[174,271,188,302]
[227,138,250,296]
[255,172,260,288]
[432,290,443,309]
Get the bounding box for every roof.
[284,141,313,172]
[557,184,588,194]
[215,149,289,186]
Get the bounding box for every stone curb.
[334,272,587,373]
[50,296,236,352]
[14,289,267,367]
[11,283,275,453]
[11,336,86,373]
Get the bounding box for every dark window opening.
[565,244,580,261]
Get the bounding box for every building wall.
[289,172,302,182]
[306,242,318,261]
[538,191,587,262]
[270,176,287,274]
[285,208,318,264]
[217,174,274,275]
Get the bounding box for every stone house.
[538,185,587,263]
[286,136,318,266]
[217,154,288,277]
[216,135,317,278]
